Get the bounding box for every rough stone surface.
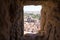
[0,0,60,40]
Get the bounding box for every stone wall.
[42,2,60,40]
[0,0,60,40]
[0,0,23,40]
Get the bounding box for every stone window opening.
[23,5,42,35]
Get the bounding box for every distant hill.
[24,11,41,15]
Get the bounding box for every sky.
[23,5,42,14]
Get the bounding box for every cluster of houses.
[24,16,40,34]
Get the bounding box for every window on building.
[23,5,42,35]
